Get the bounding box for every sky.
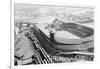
[14,3,94,23]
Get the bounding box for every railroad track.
[26,30,52,64]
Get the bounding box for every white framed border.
[10,0,96,69]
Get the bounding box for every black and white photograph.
[14,3,94,66]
